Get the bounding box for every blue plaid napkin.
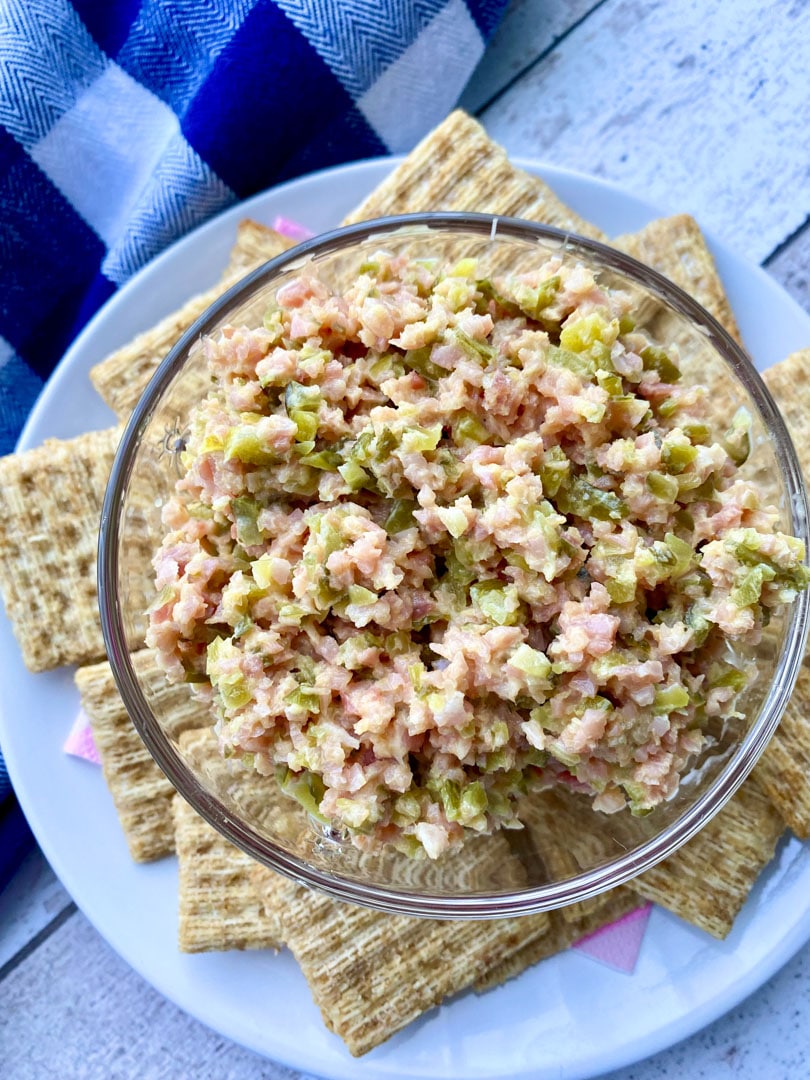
[0,0,508,885]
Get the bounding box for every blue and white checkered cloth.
[0,0,508,879]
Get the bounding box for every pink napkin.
[63,708,101,765]
[572,902,653,973]
[272,215,315,242]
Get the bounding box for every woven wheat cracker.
[751,349,810,835]
[761,348,810,478]
[75,649,205,861]
[255,835,551,1057]
[632,780,783,938]
[90,221,290,420]
[613,213,741,343]
[0,427,121,671]
[223,218,293,278]
[516,793,621,923]
[754,666,810,838]
[475,888,644,991]
[343,110,605,240]
[173,774,282,952]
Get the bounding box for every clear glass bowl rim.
[98,211,810,919]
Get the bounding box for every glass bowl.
[98,213,810,918]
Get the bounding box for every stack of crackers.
[1,111,810,1057]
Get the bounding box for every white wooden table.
[2,1,809,1076]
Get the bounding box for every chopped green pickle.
[471,581,522,625]
[646,471,679,501]
[369,352,406,380]
[401,424,442,454]
[513,275,561,319]
[384,498,418,533]
[300,449,341,471]
[641,345,681,383]
[547,345,596,378]
[224,427,276,465]
[475,277,522,316]
[348,584,377,606]
[285,687,322,714]
[539,445,570,497]
[454,329,496,363]
[652,684,690,714]
[709,665,749,692]
[560,311,618,355]
[453,411,490,444]
[597,370,624,397]
[231,496,262,546]
[557,477,627,521]
[682,421,710,444]
[291,409,319,442]
[437,504,469,538]
[661,439,698,474]
[732,564,776,607]
[509,643,552,680]
[278,766,328,822]
[285,381,322,412]
[150,246,810,862]
[337,459,372,491]
[404,346,444,381]
[723,406,753,466]
[602,555,637,604]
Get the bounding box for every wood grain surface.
[2,0,810,1076]
[481,0,810,264]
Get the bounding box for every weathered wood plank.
[0,847,71,971]
[0,913,311,1080]
[460,0,600,113]
[766,223,810,316]
[480,0,810,264]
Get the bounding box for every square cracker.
[631,779,784,939]
[514,794,623,924]
[762,348,810,475]
[75,651,206,861]
[343,110,606,240]
[90,220,291,420]
[612,213,742,343]
[254,838,552,1058]
[174,727,301,952]
[223,218,294,279]
[475,887,645,992]
[0,427,121,672]
[754,666,810,838]
[752,349,810,835]
[173,784,282,953]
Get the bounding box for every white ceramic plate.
[2,158,810,1080]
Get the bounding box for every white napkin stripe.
[25,59,235,285]
[274,0,449,102]
[358,0,484,153]
[0,0,106,151]
[101,131,234,285]
[31,64,180,250]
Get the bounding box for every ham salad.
[147,250,809,858]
